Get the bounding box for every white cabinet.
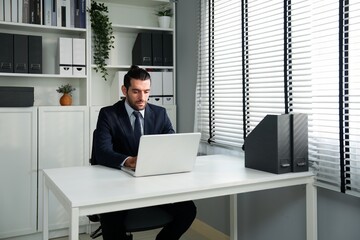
[38,106,89,231]
[0,0,177,238]
[0,108,37,238]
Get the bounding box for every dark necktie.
[133,111,142,148]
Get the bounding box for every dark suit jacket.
[94,99,175,169]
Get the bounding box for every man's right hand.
[124,156,137,168]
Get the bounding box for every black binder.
[162,33,173,66]
[28,35,42,74]
[152,33,163,66]
[132,33,152,66]
[0,33,14,73]
[244,114,292,174]
[244,113,309,174]
[14,34,29,73]
[290,113,309,172]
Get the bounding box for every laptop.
[122,132,201,177]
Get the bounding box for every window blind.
[345,1,360,196]
[306,1,342,190]
[196,0,243,148]
[244,0,285,134]
[196,0,360,196]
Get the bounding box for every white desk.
[42,155,317,240]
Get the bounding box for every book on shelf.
[11,0,18,22]
[43,0,52,25]
[76,0,86,28]
[29,0,41,24]
[57,0,70,27]
[18,0,23,23]
[0,0,85,28]
[22,0,30,23]
[51,0,56,25]
[4,0,11,22]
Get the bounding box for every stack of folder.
[0,0,86,28]
[132,32,173,67]
[57,37,86,76]
[0,33,42,74]
[111,71,174,106]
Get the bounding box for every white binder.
[148,72,163,106]
[57,37,73,76]
[162,71,174,105]
[72,38,86,76]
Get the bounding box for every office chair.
[88,129,173,240]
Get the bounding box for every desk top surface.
[43,155,314,209]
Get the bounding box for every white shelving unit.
[89,0,176,108]
[0,21,89,106]
[0,0,177,238]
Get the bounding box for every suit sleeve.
[94,108,127,169]
[163,109,175,134]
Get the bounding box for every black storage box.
[0,87,34,107]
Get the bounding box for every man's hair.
[123,65,151,90]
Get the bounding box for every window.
[196,0,360,196]
[196,0,244,148]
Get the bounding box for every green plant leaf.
[87,0,115,81]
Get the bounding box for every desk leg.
[70,208,80,240]
[230,194,238,240]
[306,182,317,240]
[43,178,49,240]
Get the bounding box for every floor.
[53,228,203,240]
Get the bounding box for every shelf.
[0,73,87,79]
[112,24,173,33]
[92,64,174,70]
[0,21,86,34]
[100,0,169,7]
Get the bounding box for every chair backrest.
[90,129,97,165]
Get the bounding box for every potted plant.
[56,83,76,106]
[155,3,173,28]
[87,0,115,81]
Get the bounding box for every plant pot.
[60,93,72,106]
[158,16,171,28]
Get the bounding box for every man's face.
[122,78,151,111]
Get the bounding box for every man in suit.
[94,65,197,240]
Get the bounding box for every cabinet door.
[38,106,89,230]
[0,108,37,238]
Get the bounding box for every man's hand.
[124,156,137,168]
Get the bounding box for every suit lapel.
[116,100,138,153]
